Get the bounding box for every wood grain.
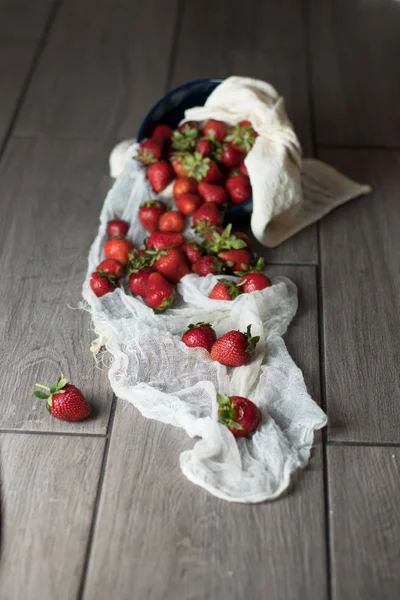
[328,446,400,600]
[0,432,105,600]
[15,0,178,139]
[319,150,400,442]
[309,0,400,146]
[0,138,113,432]
[171,0,317,263]
[83,266,326,600]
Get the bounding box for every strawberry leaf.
[33,391,49,400]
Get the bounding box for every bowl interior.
[137,79,223,141]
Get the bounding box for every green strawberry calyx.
[136,148,158,165]
[202,224,247,254]
[97,269,117,286]
[216,394,243,430]
[140,198,164,209]
[226,123,257,153]
[33,373,68,412]
[244,325,260,354]
[127,250,154,273]
[234,255,265,276]
[153,293,175,314]
[171,126,199,152]
[182,152,210,181]
[183,322,212,335]
[217,279,242,300]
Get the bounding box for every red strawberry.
[217,394,261,437]
[170,152,189,177]
[33,373,91,422]
[203,119,227,142]
[198,182,227,206]
[107,219,129,238]
[152,247,190,283]
[181,240,202,265]
[146,272,176,312]
[192,255,224,276]
[196,138,213,156]
[204,226,224,241]
[104,238,134,265]
[239,161,248,176]
[210,325,259,366]
[152,124,173,141]
[96,258,123,279]
[129,267,153,296]
[182,153,223,183]
[193,202,222,228]
[176,193,202,217]
[208,279,242,301]
[147,160,174,193]
[146,231,184,251]
[137,137,164,164]
[90,271,116,297]
[159,210,185,233]
[226,175,252,205]
[182,322,217,352]
[138,200,166,233]
[220,143,244,168]
[177,121,198,134]
[173,177,198,199]
[203,159,223,183]
[240,272,271,293]
[226,121,257,152]
[218,249,252,272]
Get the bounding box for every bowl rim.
[137,78,224,141]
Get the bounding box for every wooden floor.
[0,1,399,598]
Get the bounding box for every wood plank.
[83,266,326,600]
[171,0,317,263]
[328,446,400,600]
[0,138,113,432]
[319,150,400,443]
[15,0,178,139]
[309,0,400,146]
[0,433,105,600]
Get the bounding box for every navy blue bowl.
[137,78,252,216]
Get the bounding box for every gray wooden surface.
[0,0,399,598]
[328,446,400,600]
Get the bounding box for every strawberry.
[171,125,199,152]
[152,247,190,283]
[173,176,198,199]
[217,394,261,437]
[33,373,91,422]
[146,272,176,312]
[152,124,173,141]
[239,161,248,177]
[202,224,248,254]
[159,210,185,233]
[176,193,202,216]
[146,231,184,251]
[192,255,224,276]
[90,271,116,297]
[198,182,226,206]
[193,202,222,228]
[170,152,189,177]
[208,279,242,301]
[203,119,227,142]
[182,153,223,183]
[147,160,174,193]
[233,231,251,250]
[136,137,164,164]
[210,325,259,366]
[204,226,224,241]
[181,240,202,265]
[96,258,123,279]
[226,121,258,152]
[240,272,271,293]
[218,249,252,272]
[182,322,217,352]
[196,138,213,156]
[107,219,130,238]
[139,200,166,233]
[226,175,252,204]
[220,143,244,168]
[104,238,134,265]
[129,267,153,296]
[177,121,198,134]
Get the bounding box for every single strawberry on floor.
[208,279,242,301]
[210,325,259,366]
[147,160,174,193]
[90,271,116,297]
[96,258,123,279]
[159,210,185,233]
[33,373,91,422]
[217,394,261,437]
[182,322,217,352]
[139,200,166,233]
[107,219,130,238]
[104,238,134,265]
[146,272,176,313]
